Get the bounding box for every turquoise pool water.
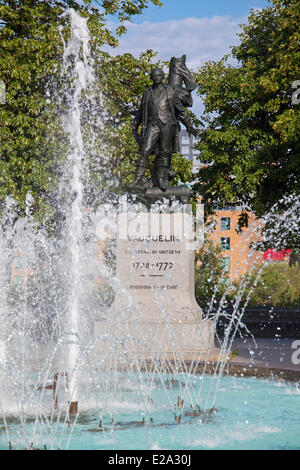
[1,375,299,450]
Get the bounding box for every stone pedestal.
[92,208,214,365]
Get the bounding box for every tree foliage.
[194,0,300,218]
[195,237,229,313]
[232,262,300,308]
[0,0,163,217]
[90,49,163,192]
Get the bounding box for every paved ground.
[222,337,300,372]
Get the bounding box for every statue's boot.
[156,164,170,192]
[129,161,148,188]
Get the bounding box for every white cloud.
[104,15,246,117]
[107,15,246,69]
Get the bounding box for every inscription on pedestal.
[114,211,201,321]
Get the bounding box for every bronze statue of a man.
[131,66,198,192]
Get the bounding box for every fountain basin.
[1,374,299,450]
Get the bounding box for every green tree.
[195,237,230,313]
[232,262,300,308]
[0,0,163,217]
[171,153,193,185]
[194,0,300,219]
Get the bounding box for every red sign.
[263,249,291,261]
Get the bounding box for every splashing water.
[60,8,95,411]
[0,8,299,450]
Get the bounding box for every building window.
[221,217,230,231]
[182,145,190,154]
[182,136,190,144]
[13,275,24,287]
[13,256,26,270]
[221,237,230,251]
[222,257,230,272]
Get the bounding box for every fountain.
[0,9,299,451]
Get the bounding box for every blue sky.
[109,0,271,67]
[132,0,270,23]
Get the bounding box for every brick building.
[209,208,264,281]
